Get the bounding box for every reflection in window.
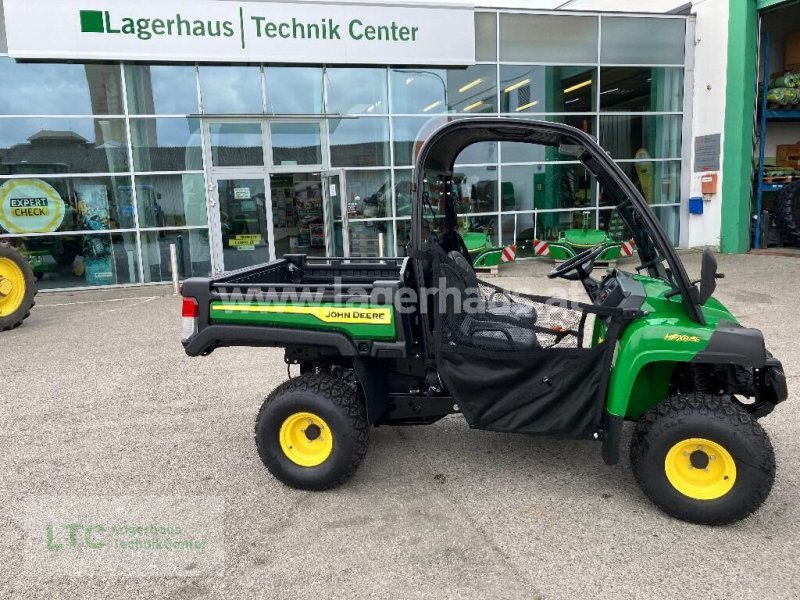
[395,217,411,255]
[125,64,199,115]
[499,163,596,212]
[343,170,392,218]
[500,65,595,113]
[537,209,598,244]
[599,67,684,112]
[141,228,210,282]
[326,68,387,114]
[265,67,323,114]
[475,12,497,61]
[348,220,394,258]
[499,13,598,63]
[130,118,202,171]
[453,165,498,213]
[0,59,124,115]
[392,116,447,166]
[601,17,685,65]
[655,205,680,245]
[199,65,263,114]
[134,174,207,228]
[500,116,595,162]
[270,122,322,166]
[1,233,139,289]
[0,175,134,233]
[599,115,682,160]
[616,160,681,205]
[0,118,129,174]
[458,214,499,250]
[390,65,497,114]
[455,142,497,166]
[329,118,389,167]
[209,122,264,167]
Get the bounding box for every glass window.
[599,115,682,160]
[600,67,684,112]
[475,13,497,62]
[265,67,323,114]
[537,209,598,244]
[455,142,498,166]
[343,170,392,218]
[395,217,411,255]
[140,229,210,282]
[392,116,447,166]
[500,65,595,113]
[209,122,264,167]
[654,205,680,245]
[326,68,387,115]
[453,165,498,213]
[133,173,207,228]
[616,160,681,205]
[394,172,414,218]
[348,219,394,258]
[0,59,123,115]
[0,175,135,233]
[0,118,129,174]
[0,232,139,289]
[390,65,497,114]
[270,122,322,166]
[199,66,263,114]
[124,64,198,115]
[329,118,389,167]
[458,215,499,250]
[499,163,595,212]
[130,118,202,172]
[601,17,686,65]
[499,14,598,63]
[501,115,595,163]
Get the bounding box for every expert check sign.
[3,0,475,65]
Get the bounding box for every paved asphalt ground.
[1,251,798,599]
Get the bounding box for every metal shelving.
[754,32,800,248]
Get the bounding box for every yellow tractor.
[0,242,36,331]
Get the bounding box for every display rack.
[754,32,800,248]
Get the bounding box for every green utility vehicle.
[182,119,788,525]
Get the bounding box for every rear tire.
[774,180,800,245]
[630,393,775,525]
[0,244,37,332]
[255,373,369,490]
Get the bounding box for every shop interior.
[754,1,800,251]
[270,173,327,257]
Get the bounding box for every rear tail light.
[181,297,199,340]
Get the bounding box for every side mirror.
[698,247,723,305]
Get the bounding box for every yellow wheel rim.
[665,437,737,500]
[279,412,333,467]
[0,256,26,318]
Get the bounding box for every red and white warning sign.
[500,244,516,263]
[620,239,635,257]
[533,239,550,256]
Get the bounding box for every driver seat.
[445,250,540,351]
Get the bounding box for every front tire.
[0,244,36,332]
[255,373,369,490]
[630,393,775,525]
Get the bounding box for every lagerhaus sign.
[3,0,475,65]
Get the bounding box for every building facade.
[0,0,696,290]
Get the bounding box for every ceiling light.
[405,77,415,86]
[463,100,484,112]
[504,78,530,94]
[516,100,539,111]
[459,78,483,93]
[599,88,619,95]
[563,79,592,94]
[423,100,442,112]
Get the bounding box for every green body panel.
[563,228,609,247]
[605,274,740,418]
[597,244,623,262]
[472,248,504,267]
[462,232,489,253]
[546,242,575,261]
[209,302,397,341]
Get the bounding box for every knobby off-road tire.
[774,180,800,245]
[630,393,775,525]
[0,244,37,331]
[255,373,369,491]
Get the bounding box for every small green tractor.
[182,119,788,525]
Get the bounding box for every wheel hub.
[665,437,737,500]
[0,257,25,317]
[279,412,333,467]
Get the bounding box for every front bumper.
[750,355,788,418]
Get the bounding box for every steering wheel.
[547,244,605,280]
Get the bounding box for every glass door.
[211,174,273,272]
[322,170,348,257]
